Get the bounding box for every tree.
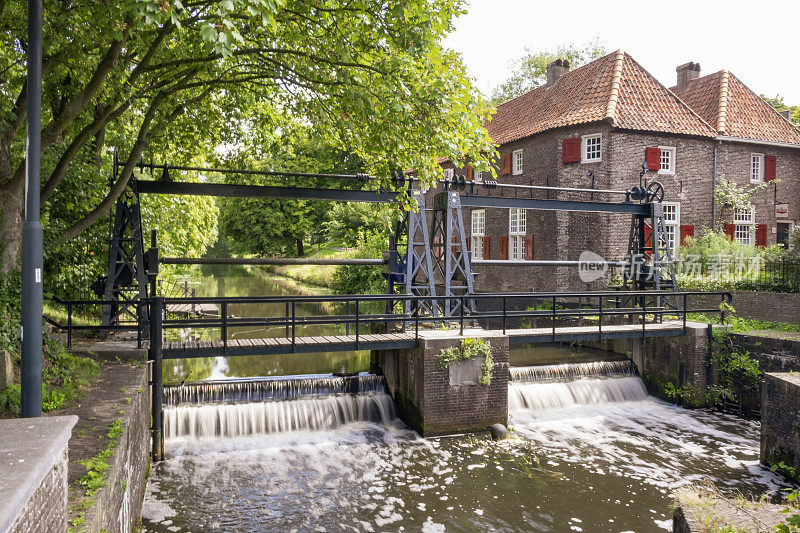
[489,40,606,105]
[713,177,772,232]
[0,0,495,274]
[762,95,800,126]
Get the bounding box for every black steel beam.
[460,195,651,215]
[161,257,385,266]
[136,180,400,203]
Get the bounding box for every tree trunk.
[296,239,304,257]
[0,185,24,275]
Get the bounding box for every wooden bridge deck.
[166,302,220,317]
[161,320,687,359]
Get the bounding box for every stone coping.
[0,415,78,532]
[765,371,800,386]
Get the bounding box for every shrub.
[331,232,388,295]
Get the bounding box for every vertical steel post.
[291,301,296,352]
[459,296,464,336]
[598,296,603,340]
[502,297,506,334]
[67,301,72,349]
[21,0,44,418]
[221,301,228,356]
[285,301,289,337]
[355,299,360,350]
[150,297,164,462]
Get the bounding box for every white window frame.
[658,146,676,175]
[581,133,602,163]
[443,167,454,180]
[512,149,523,175]
[471,210,485,260]
[734,205,755,245]
[662,202,680,253]
[474,170,484,182]
[508,208,526,261]
[750,154,764,184]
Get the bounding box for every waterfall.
[164,373,386,406]
[509,360,647,411]
[510,360,635,382]
[163,374,396,439]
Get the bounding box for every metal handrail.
[47,290,732,350]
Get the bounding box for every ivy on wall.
[438,338,494,386]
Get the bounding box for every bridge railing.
[45,290,732,351]
[150,290,731,351]
[44,296,146,348]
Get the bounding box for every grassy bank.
[266,242,351,288]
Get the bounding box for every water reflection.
[162,269,370,384]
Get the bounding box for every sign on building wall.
[776,204,789,218]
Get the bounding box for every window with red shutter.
[501,154,512,175]
[724,224,736,240]
[755,224,768,247]
[680,225,695,245]
[483,236,491,260]
[524,235,534,260]
[645,147,660,171]
[499,236,508,260]
[465,165,474,181]
[562,138,581,163]
[765,155,777,181]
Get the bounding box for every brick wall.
[694,290,800,326]
[9,448,69,533]
[81,366,150,532]
[381,331,509,436]
[761,373,800,478]
[436,127,800,294]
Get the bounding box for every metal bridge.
[95,151,678,336]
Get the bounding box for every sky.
[445,0,800,105]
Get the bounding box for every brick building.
[433,50,800,292]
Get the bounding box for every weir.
[509,361,648,411]
[162,374,396,440]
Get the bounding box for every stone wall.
[0,416,78,533]
[80,365,150,532]
[381,330,509,436]
[761,373,800,478]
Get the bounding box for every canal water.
[142,269,783,532]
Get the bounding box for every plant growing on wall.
[713,177,772,232]
[437,338,494,386]
[708,327,763,413]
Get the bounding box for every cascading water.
[163,373,396,439]
[509,360,648,411]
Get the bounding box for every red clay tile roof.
[674,71,800,145]
[487,50,717,145]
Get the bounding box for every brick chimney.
[546,59,570,88]
[675,62,701,93]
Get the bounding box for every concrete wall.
[381,330,509,436]
[0,416,77,533]
[761,373,800,480]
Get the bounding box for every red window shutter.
[765,155,776,181]
[724,223,736,240]
[451,236,458,255]
[483,236,491,260]
[643,222,653,258]
[756,224,768,247]
[524,235,534,260]
[645,147,660,171]
[467,235,471,252]
[562,138,581,163]
[501,154,511,175]
[679,225,694,245]
[465,165,474,181]
[500,236,508,260]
